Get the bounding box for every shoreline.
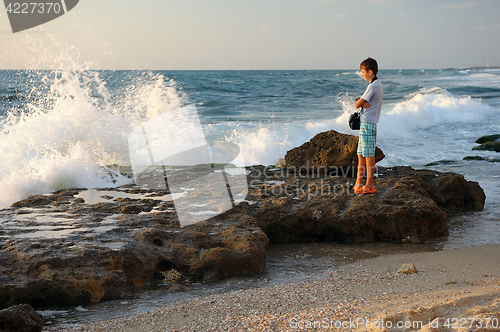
[59,244,500,332]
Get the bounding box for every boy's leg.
[357,122,377,192]
[355,154,366,188]
[365,156,376,188]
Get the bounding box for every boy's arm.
[355,98,371,109]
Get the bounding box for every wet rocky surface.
[0,175,268,310]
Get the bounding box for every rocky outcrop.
[245,166,485,245]
[284,130,385,174]
[473,134,500,152]
[475,134,500,144]
[0,188,268,310]
[0,304,43,332]
[431,171,486,213]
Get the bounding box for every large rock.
[473,134,500,152]
[475,134,500,144]
[284,130,385,175]
[0,304,43,332]
[0,187,268,310]
[244,165,485,245]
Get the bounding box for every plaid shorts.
[357,122,377,157]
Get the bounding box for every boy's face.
[360,68,375,82]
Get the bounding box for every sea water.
[1,68,500,328]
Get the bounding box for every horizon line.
[1,67,498,71]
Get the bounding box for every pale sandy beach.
[61,244,500,332]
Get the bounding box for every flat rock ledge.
[0,165,485,311]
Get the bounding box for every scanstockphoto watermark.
[250,178,352,199]
[3,0,80,33]
[248,162,380,181]
[289,317,424,330]
[248,162,379,199]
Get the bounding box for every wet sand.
[62,244,500,331]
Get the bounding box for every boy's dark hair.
[360,57,378,75]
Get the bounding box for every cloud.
[495,23,500,28]
[261,23,273,30]
[441,2,476,9]
[473,25,487,30]
[337,13,347,18]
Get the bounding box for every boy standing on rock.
[353,57,383,194]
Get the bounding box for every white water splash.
[0,69,187,208]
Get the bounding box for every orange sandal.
[353,185,363,194]
[360,186,377,194]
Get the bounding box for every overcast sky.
[1,0,499,70]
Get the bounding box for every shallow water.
[74,189,181,204]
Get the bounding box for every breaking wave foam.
[0,69,187,208]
